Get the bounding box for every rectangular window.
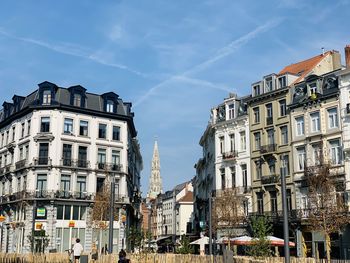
[43,90,51,105]
[106,100,114,113]
[309,83,317,94]
[39,143,49,165]
[21,123,25,138]
[295,116,304,136]
[112,150,120,165]
[25,145,29,160]
[253,85,260,96]
[279,99,287,117]
[57,205,63,220]
[278,76,286,88]
[36,174,47,197]
[60,175,71,198]
[268,159,275,174]
[253,107,260,123]
[63,118,73,134]
[97,148,106,169]
[310,112,320,132]
[79,121,88,136]
[1,133,3,147]
[297,147,306,171]
[62,144,72,166]
[27,120,31,136]
[220,168,225,190]
[98,124,107,139]
[265,77,273,92]
[73,94,81,107]
[267,129,275,145]
[228,104,235,120]
[12,127,15,142]
[78,146,88,168]
[254,132,261,150]
[41,117,50,132]
[219,136,224,154]
[270,191,277,212]
[242,164,247,188]
[230,167,236,188]
[64,205,71,220]
[240,132,246,151]
[229,134,235,152]
[255,161,262,179]
[5,131,8,145]
[112,126,120,141]
[328,108,339,129]
[329,139,342,165]
[280,126,288,145]
[76,176,87,193]
[19,147,24,160]
[257,192,264,214]
[286,189,292,211]
[266,104,273,125]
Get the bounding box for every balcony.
[15,159,28,170]
[96,162,123,172]
[260,144,276,154]
[266,116,273,125]
[56,190,72,199]
[33,157,52,166]
[4,164,14,174]
[77,159,89,168]
[60,158,73,167]
[261,174,279,185]
[73,191,91,200]
[222,151,238,160]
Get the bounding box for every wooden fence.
[0,253,349,263]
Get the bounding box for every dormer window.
[278,76,286,88]
[265,77,273,92]
[106,100,114,113]
[68,85,86,108]
[73,94,82,107]
[102,92,119,114]
[43,90,51,105]
[228,104,235,120]
[309,83,317,95]
[253,85,261,96]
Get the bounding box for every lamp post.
[209,192,212,255]
[281,165,290,263]
[108,175,115,254]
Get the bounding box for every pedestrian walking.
[72,238,84,263]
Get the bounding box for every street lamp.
[108,175,115,254]
[281,165,290,263]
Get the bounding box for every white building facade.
[0,82,142,253]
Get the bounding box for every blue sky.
[0,0,349,194]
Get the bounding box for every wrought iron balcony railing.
[261,174,279,185]
[260,144,276,154]
[33,157,52,166]
[222,151,238,160]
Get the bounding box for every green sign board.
[36,207,46,218]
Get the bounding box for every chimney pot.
[345,45,350,68]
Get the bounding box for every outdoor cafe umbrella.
[217,235,295,247]
[190,236,211,256]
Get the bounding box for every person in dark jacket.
[118,249,130,263]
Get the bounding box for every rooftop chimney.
[322,47,325,56]
[345,45,350,68]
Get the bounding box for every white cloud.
[134,17,283,107]
[0,27,147,78]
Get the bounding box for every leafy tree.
[176,235,194,254]
[212,188,248,247]
[247,216,273,257]
[126,226,144,252]
[305,154,350,261]
[27,230,50,253]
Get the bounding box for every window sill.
[77,135,90,139]
[62,132,75,136]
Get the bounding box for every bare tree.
[212,187,248,249]
[304,150,349,260]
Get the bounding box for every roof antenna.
[322,47,325,56]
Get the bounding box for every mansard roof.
[0,81,137,136]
